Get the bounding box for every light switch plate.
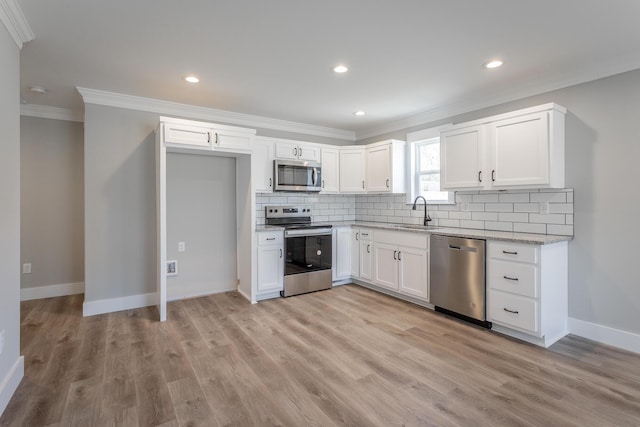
[178,242,185,252]
[23,263,32,274]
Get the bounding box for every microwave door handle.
[312,168,317,185]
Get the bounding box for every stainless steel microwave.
[274,160,322,192]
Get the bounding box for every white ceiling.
[17,0,640,138]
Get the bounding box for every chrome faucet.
[412,195,432,226]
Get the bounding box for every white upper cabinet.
[321,147,340,193]
[441,125,484,190]
[275,141,320,162]
[339,147,366,193]
[160,116,256,153]
[253,137,275,193]
[440,103,566,191]
[365,140,406,193]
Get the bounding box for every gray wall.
[359,69,640,336]
[20,117,84,289]
[0,24,22,413]
[166,153,237,300]
[84,105,158,301]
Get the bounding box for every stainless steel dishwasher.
[430,234,490,327]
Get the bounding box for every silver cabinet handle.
[503,276,519,281]
[280,249,283,258]
[503,308,519,314]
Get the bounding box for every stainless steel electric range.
[265,205,332,297]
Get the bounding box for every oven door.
[284,232,332,276]
[274,160,322,192]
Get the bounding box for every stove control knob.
[268,209,273,213]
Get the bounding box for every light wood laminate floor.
[2,285,640,426]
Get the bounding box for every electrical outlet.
[23,263,32,274]
[178,242,185,252]
[167,260,178,276]
[0,330,5,356]
[540,202,549,215]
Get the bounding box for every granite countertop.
[256,221,572,245]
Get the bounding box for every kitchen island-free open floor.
[2,285,639,426]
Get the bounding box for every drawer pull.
[266,237,276,241]
[361,233,369,237]
[503,308,519,314]
[503,276,519,281]
[502,250,518,255]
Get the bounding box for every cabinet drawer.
[356,229,373,241]
[257,231,283,245]
[489,241,538,264]
[489,290,539,334]
[488,260,538,298]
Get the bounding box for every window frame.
[406,125,455,205]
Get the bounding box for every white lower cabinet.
[350,229,360,278]
[256,231,284,299]
[358,229,373,281]
[487,240,568,347]
[332,227,351,282]
[372,230,429,301]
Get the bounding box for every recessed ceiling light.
[354,110,366,116]
[484,60,503,69]
[29,86,47,94]
[185,75,200,83]
[333,65,349,73]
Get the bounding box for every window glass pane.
[418,142,440,172]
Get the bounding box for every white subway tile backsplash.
[485,203,514,212]
[472,212,498,221]
[514,223,547,234]
[530,192,566,203]
[257,189,573,236]
[547,224,573,235]
[529,213,566,224]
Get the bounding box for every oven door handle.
[285,228,332,237]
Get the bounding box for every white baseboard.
[236,286,255,304]
[0,356,24,417]
[569,317,640,354]
[20,282,84,301]
[167,287,236,302]
[83,292,157,317]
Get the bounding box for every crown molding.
[0,0,34,49]
[76,87,356,141]
[355,52,640,141]
[20,104,83,122]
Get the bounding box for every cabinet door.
[398,246,428,300]
[366,144,391,192]
[163,123,212,148]
[373,243,398,290]
[297,145,320,162]
[214,129,252,152]
[275,142,300,160]
[333,228,352,281]
[257,245,283,292]
[321,148,340,193]
[360,239,373,281]
[351,229,361,278]
[253,139,274,193]
[441,125,484,190]
[340,148,366,193]
[491,112,549,187]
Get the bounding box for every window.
[407,126,454,204]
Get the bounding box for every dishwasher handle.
[448,244,478,253]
